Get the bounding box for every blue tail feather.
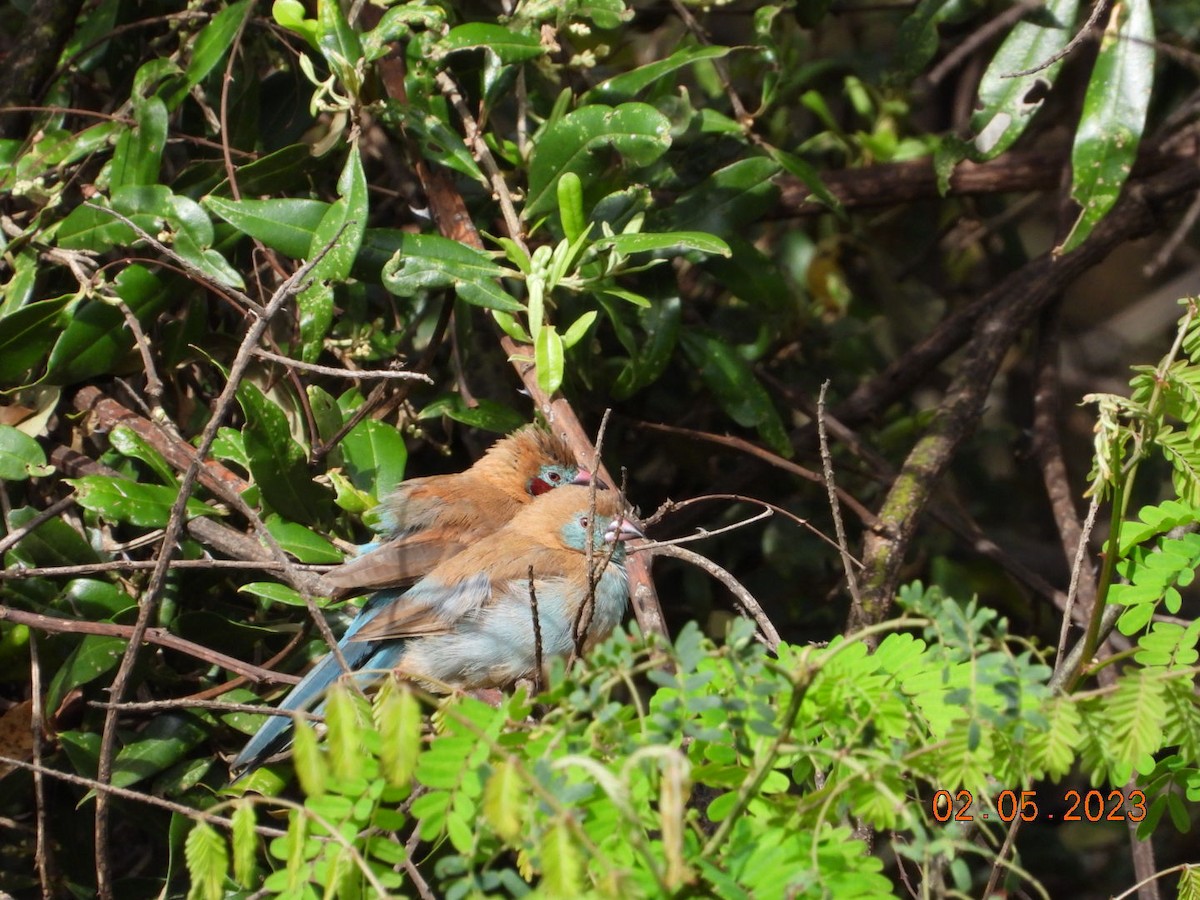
[231,592,405,775]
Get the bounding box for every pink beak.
[605,517,645,544]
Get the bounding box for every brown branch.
[0,606,300,685]
[650,544,780,650]
[776,134,1198,219]
[73,386,252,499]
[852,159,1200,631]
[636,420,878,528]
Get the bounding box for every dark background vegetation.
[2,0,1200,897]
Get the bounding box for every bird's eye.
[548,471,562,483]
[579,516,589,528]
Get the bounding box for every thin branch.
[0,606,301,685]
[651,544,781,650]
[647,493,858,563]
[0,755,286,838]
[0,494,76,556]
[1001,0,1109,79]
[925,0,1043,86]
[0,558,332,579]
[528,566,544,693]
[818,381,862,612]
[82,201,267,317]
[636,419,878,528]
[30,636,53,900]
[435,70,525,242]
[251,347,434,381]
[634,508,774,551]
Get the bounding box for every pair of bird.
[232,425,641,773]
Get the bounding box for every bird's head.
[513,485,643,556]
[476,424,593,498]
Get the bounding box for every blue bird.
[232,486,640,774]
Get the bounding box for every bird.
[231,485,641,774]
[322,424,593,598]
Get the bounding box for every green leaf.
[230,800,258,888]
[236,382,332,525]
[185,822,228,900]
[0,294,73,382]
[557,171,587,244]
[434,23,545,64]
[238,582,309,606]
[46,635,126,715]
[526,103,672,218]
[659,157,781,235]
[418,395,527,433]
[108,424,177,486]
[540,820,583,896]
[340,417,408,498]
[317,0,364,85]
[681,332,792,457]
[1059,0,1154,254]
[110,95,167,189]
[0,425,50,481]
[298,143,368,361]
[592,231,731,258]
[586,45,731,103]
[4,505,100,570]
[112,711,209,788]
[483,758,524,842]
[44,265,169,385]
[536,325,565,395]
[970,0,1080,158]
[169,1,253,109]
[67,476,216,527]
[293,717,327,797]
[382,233,522,312]
[325,685,364,781]
[203,196,330,259]
[56,187,166,253]
[375,676,421,787]
[272,0,320,50]
[392,110,486,185]
[264,514,342,564]
[561,310,598,349]
[612,295,680,399]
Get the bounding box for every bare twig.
[251,346,434,380]
[1,755,286,837]
[636,419,878,528]
[1001,0,1109,79]
[82,201,267,317]
[0,606,301,685]
[31,636,53,900]
[633,508,774,550]
[0,494,76,556]
[650,544,781,650]
[925,0,1042,86]
[435,71,525,241]
[528,566,544,693]
[818,381,862,612]
[0,558,332,579]
[647,493,858,562]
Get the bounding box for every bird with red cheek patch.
[323,425,592,598]
[232,485,641,774]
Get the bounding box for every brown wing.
[348,572,493,642]
[323,532,469,598]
